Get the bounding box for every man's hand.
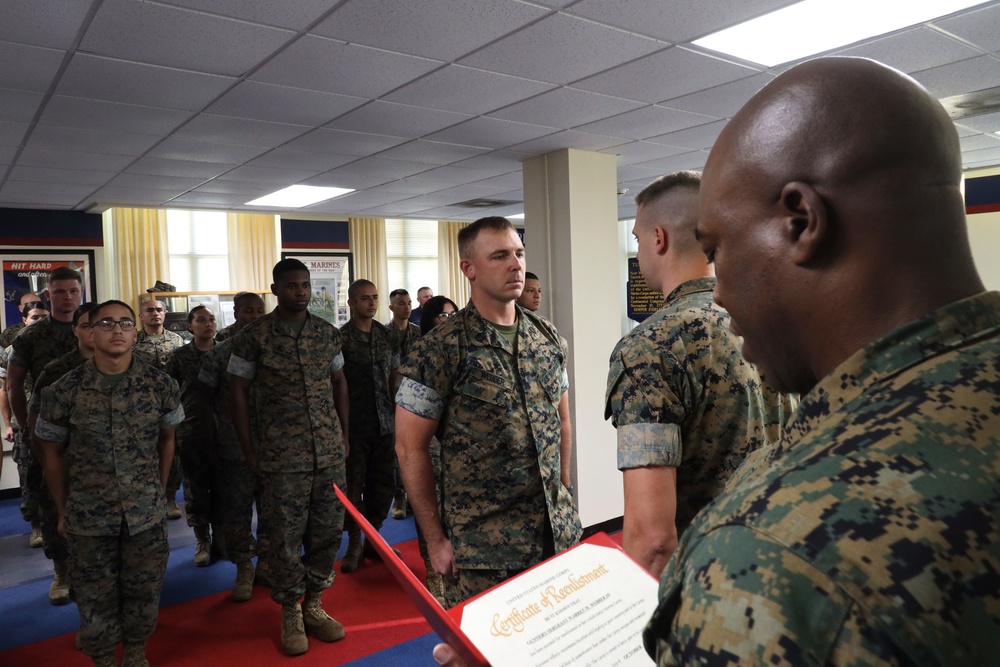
[427,535,458,580]
[3,425,12,442]
[432,643,468,666]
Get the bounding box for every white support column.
[523,148,624,529]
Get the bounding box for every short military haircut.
[389,289,409,300]
[348,279,376,300]
[634,170,701,207]
[417,286,431,293]
[458,216,516,259]
[233,291,263,309]
[72,302,96,326]
[48,266,83,284]
[525,272,539,281]
[89,300,136,324]
[272,258,309,284]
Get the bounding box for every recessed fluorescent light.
[509,213,525,219]
[693,0,991,67]
[245,185,354,208]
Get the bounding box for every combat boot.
[193,525,211,567]
[49,559,71,605]
[340,528,363,573]
[280,603,309,656]
[302,593,346,642]
[391,491,407,520]
[426,570,447,607]
[92,653,117,667]
[166,499,182,520]
[231,560,255,602]
[29,520,43,547]
[122,642,149,667]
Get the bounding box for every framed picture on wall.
[1,250,98,332]
[280,252,354,327]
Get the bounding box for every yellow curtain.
[438,220,470,308]
[227,212,279,294]
[108,207,169,312]
[348,217,389,322]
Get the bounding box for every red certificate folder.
[334,485,655,667]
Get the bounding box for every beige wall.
[968,210,1000,291]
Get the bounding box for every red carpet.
[1,540,433,666]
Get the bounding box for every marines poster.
[1,251,96,331]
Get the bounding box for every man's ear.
[654,226,669,256]
[460,258,475,281]
[780,181,829,265]
[270,283,277,297]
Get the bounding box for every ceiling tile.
[0,0,94,49]
[421,183,518,203]
[246,150,357,172]
[168,192,252,207]
[576,105,718,140]
[911,55,1000,98]
[174,114,310,148]
[213,165,322,185]
[373,140,491,166]
[961,145,1000,163]
[660,73,775,118]
[384,65,556,115]
[57,54,236,110]
[16,148,135,172]
[0,41,65,93]
[281,129,408,157]
[156,0,337,31]
[449,151,529,171]
[935,3,1000,54]
[566,0,795,43]
[146,137,269,164]
[834,26,981,73]
[462,172,523,190]
[953,123,982,137]
[298,190,406,211]
[302,158,431,189]
[953,110,1000,133]
[192,180,273,196]
[960,133,1000,151]
[106,172,207,191]
[616,164,668,183]
[206,81,366,126]
[0,88,45,123]
[0,146,16,165]
[423,117,558,149]
[0,121,29,147]
[600,141,692,166]
[7,166,115,187]
[313,0,549,61]
[2,180,96,198]
[82,0,295,76]
[126,157,236,179]
[39,96,191,135]
[325,101,473,138]
[25,125,160,156]
[646,119,728,150]
[574,47,760,103]
[252,35,441,98]
[459,13,665,85]
[507,130,625,153]
[488,87,645,128]
[631,150,710,174]
[88,185,179,205]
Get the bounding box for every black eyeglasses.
[94,318,136,332]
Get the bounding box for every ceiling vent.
[940,85,1000,120]
[452,198,522,208]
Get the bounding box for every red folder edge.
[335,484,650,667]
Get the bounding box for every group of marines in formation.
[2,57,999,666]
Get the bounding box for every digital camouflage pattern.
[214,322,236,343]
[605,276,795,535]
[388,321,422,359]
[133,329,185,369]
[0,321,24,348]
[198,337,259,461]
[644,291,1000,666]
[262,467,344,606]
[29,348,87,413]
[164,342,209,443]
[68,519,169,658]
[36,357,183,536]
[340,319,399,437]
[227,309,346,474]
[396,302,582,571]
[9,316,75,384]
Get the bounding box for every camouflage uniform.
[28,348,89,563]
[228,309,347,606]
[165,343,216,530]
[10,317,76,530]
[644,291,1000,665]
[605,276,794,536]
[134,328,186,502]
[0,321,24,348]
[199,337,267,565]
[0,345,33,522]
[36,358,183,660]
[396,303,582,605]
[341,320,399,531]
[214,322,237,343]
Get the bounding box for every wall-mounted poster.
[281,252,353,327]
[1,250,97,331]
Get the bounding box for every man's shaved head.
[699,57,983,394]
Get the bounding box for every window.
[385,218,438,296]
[166,210,230,291]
